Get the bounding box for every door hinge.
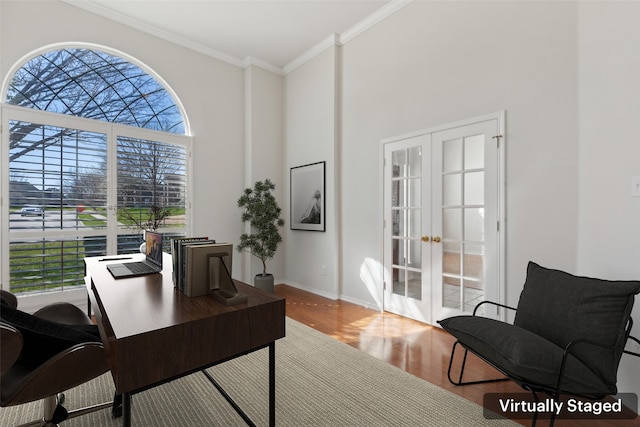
[383,281,387,291]
[492,134,503,148]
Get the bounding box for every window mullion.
[106,124,118,254]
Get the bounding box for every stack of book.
[170,237,233,297]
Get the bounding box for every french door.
[382,114,504,324]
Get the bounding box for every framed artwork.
[290,161,325,231]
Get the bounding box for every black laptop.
[107,231,164,279]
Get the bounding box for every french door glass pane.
[393,237,404,266]
[408,146,422,176]
[392,267,405,295]
[408,178,421,207]
[443,208,462,241]
[464,134,484,169]
[408,239,422,269]
[464,171,484,205]
[464,243,484,282]
[408,209,421,239]
[443,174,461,206]
[407,270,422,299]
[464,208,485,242]
[443,138,462,172]
[392,151,406,177]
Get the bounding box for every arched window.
[2,46,191,300]
[7,48,185,133]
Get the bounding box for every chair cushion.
[514,262,640,389]
[438,315,613,395]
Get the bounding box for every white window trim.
[1,104,193,308]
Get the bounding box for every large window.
[2,47,191,298]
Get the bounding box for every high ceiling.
[65,0,400,73]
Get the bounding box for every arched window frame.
[1,43,193,310]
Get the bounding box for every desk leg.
[269,342,275,427]
[122,392,131,427]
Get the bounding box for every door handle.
[421,236,429,243]
[432,236,441,243]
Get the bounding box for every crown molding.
[243,56,285,76]
[282,0,412,74]
[61,0,411,76]
[61,0,245,68]
[340,0,412,45]
[282,33,340,75]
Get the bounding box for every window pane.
[7,48,185,134]
[9,236,107,292]
[9,121,107,231]
[117,136,187,232]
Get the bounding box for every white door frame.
[379,111,506,323]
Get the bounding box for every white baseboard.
[280,280,339,300]
[279,280,381,312]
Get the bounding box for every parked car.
[20,205,45,216]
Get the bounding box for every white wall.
[242,65,285,282]
[577,0,640,404]
[337,1,580,308]
[284,46,340,298]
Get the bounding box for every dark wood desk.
[84,253,285,426]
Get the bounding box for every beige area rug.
[0,318,517,427]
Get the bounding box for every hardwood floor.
[275,284,639,427]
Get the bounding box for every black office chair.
[1,290,114,426]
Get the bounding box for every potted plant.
[237,179,284,292]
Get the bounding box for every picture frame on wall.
[290,161,325,232]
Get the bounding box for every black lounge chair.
[438,262,640,426]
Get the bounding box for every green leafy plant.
[237,179,285,276]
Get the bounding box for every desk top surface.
[85,253,285,341]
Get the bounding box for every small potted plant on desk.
[237,179,284,293]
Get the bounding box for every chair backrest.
[514,262,640,388]
[0,290,17,309]
[1,322,23,375]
